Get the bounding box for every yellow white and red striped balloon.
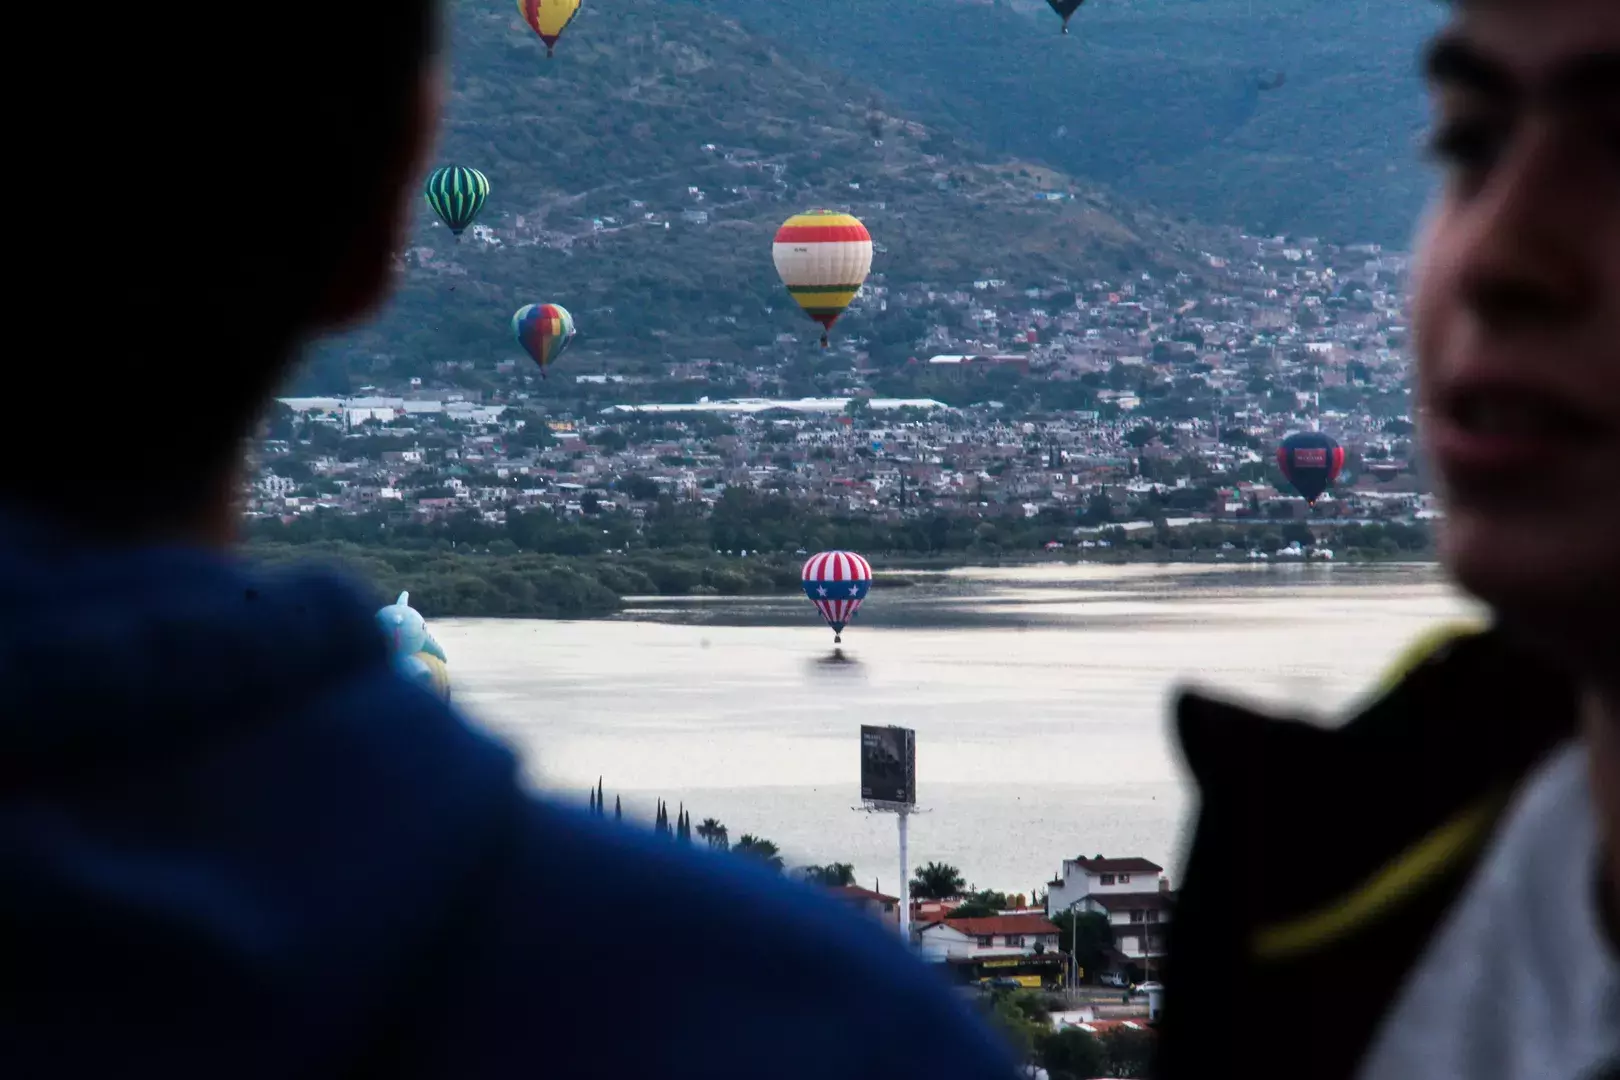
[772,210,873,348]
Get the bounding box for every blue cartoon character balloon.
[376,591,451,703]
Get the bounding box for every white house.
[1046,855,1166,917]
[918,913,1065,988]
[826,885,900,929]
[1073,891,1174,978]
[1046,855,1175,980]
[918,913,1062,962]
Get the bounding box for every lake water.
[435,561,1481,897]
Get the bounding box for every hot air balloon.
[1257,70,1288,92]
[1277,432,1346,505]
[773,210,873,349]
[802,550,873,644]
[512,303,576,379]
[517,0,580,59]
[424,166,490,239]
[1047,0,1087,34]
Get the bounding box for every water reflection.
[439,562,1478,891]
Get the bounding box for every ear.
[310,63,444,331]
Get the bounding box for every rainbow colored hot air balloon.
[801,550,873,644]
[1277,432,1346,505]
[517,0,581,58]
[773,210,873,348]
[512,303,576,379]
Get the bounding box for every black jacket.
[1157,626,1581,1080]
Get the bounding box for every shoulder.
[1175,622,1575,791]
[399,798,1017,1079]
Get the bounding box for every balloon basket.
[834,634,842,644]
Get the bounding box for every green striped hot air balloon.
[424,166,490,239]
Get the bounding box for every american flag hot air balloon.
[801,550,873,644]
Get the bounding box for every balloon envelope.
[1047,0,1086,31]
[773,210,872,348]
[376,592,428,657]
[513,303,576,377]
[1277,432,1345,504]
[517,0,580,57]
[801,550,873,637]
[401,651,453,703]
[424,166,490,236]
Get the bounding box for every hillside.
[698,0,1445,246]
[296,0,1224,397]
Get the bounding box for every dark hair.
[7,4,440,533]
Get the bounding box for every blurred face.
[1412,0,1620,670]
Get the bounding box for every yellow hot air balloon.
[773,210,873,348]
[517,0,581,58]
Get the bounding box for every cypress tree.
[614,794,622,821]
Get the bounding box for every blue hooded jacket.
[0,511,1017,1078]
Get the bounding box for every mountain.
[697,0,1445,246]
[296,0,1227,397]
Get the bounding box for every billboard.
[861,725,916,806]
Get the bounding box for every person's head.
[5,4,442,543]
[1412,0,1620,681]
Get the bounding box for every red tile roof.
[1070,856,1164,874]
[831,885,898,904]
[940,913,1062,937]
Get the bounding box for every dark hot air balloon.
[424,166,490,239]
[1277,432,1346,505]
[1047,0,1087,34]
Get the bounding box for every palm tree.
[734,834,784,873]
[804,862,857,887]
[911,861,966,900]
[695,817,729,851]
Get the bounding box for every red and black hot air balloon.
[1277,432,1345,505]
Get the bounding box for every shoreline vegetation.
[246,501,1436,619]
